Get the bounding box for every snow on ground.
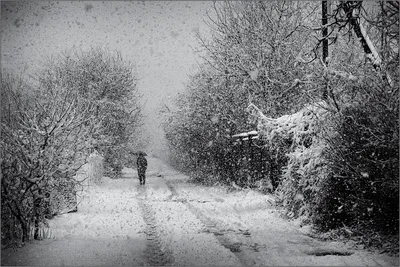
[2,157,399,266]
[2,176,148,266]
[163,175,398,266]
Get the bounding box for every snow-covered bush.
[50,152,104,215]
[249,67,399,237]
[38,47,144,179]
[1,73,100,242]
[314,77,399,234]
[162,68,251,185]
[247,102,334,219]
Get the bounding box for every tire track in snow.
[163,178,256,266]
[138,188,175,266]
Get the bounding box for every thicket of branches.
[1,47,144,244]
[162,0,399,251]
[161,67,250,184]
[162,1,319,185]
[315,68,399,235]
[1,74,99,242]
[37,47,144,178]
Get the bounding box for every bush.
[38,47,144,179]
[103,147,123,178]
[1,73,98,242]
[249,77,399,238]
[315,101,399,234]
[248,102,333,218]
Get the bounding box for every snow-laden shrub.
[1,74,99,242]
[38,47,143,180]
[315,102,399,234]
[247,102,334,219]
[50,153,104,216]
[248,87,399,237]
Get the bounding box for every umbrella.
[136,151,147,156]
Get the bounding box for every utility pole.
[322,1,329,65]
[322,1,330,100]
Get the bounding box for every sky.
[1,1,214,155]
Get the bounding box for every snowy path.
[2,157,398,266]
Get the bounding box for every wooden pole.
[322,1,330,100]
[322,1,329,64]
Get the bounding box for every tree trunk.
[322,1,330,100]
[34,212,40,240]
[20,219,30,242]
[322,1,329,64]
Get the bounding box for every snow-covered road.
[2,157,398,266]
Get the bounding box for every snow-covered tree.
[37,47,144,178]
[196,1,320,117]
[162,67,249,181]
[1,73,100,242]
[163,2,324,186]
[1,47,145,243]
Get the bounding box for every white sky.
[1,1,214,153]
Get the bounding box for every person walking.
[136,152,148,185]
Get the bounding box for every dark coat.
[137,155,147,170]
